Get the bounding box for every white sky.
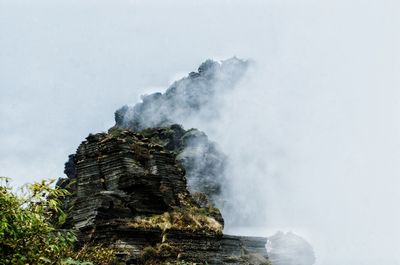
[1,1,399,264]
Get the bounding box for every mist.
[1,0,400,264]
[209,62,400,264]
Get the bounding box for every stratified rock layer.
[114,58,249,208]
[139,124,226,205]
[59,128,269,264]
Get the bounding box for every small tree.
[0,177,115,265]
[0,177,75,264]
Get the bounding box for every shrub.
[0,177,116,265]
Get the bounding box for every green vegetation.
[139,242,199,265]
[133,192,221,265]
[129,193,223,235]
[0,177,116,265]
[139,243,180,264]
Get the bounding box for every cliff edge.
[58,128,269,265]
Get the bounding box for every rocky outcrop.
[113,58,248,208]
[114,57,248,131]
[58,57,318,265]
[59,128,269,264]
[137,124,226,205]
[266,232,315,265]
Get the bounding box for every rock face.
[59,128,269,264]
[113,58,248,208]
[137,124,226,205]
[115,57,248,131]
[57,58,318,265]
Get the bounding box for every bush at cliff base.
[0,177,115,265]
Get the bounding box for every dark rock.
[59,128,269,264]
[139,125,226,204]
[57,58,274,264]
[114,57,248,132]
[113,58,249,208]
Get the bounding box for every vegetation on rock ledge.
[129,192,223,235]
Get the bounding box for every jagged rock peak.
[60,128,223,232]
[112,57,248,215]
[57,128,271,264]
[115,57,249,131]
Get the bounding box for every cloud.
[1,1,399,264]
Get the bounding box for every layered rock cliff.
[58,128,269,265]
[58,58,316,265]
[114,58,248,208]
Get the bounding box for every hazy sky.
[1,1,399,264]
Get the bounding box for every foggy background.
[1,0,399,264]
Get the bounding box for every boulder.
[266,232,315,265]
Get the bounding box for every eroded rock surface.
[59,128,269,264]
[114,57,248,131]
[113,58,248,208]
[138,124,227,205]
